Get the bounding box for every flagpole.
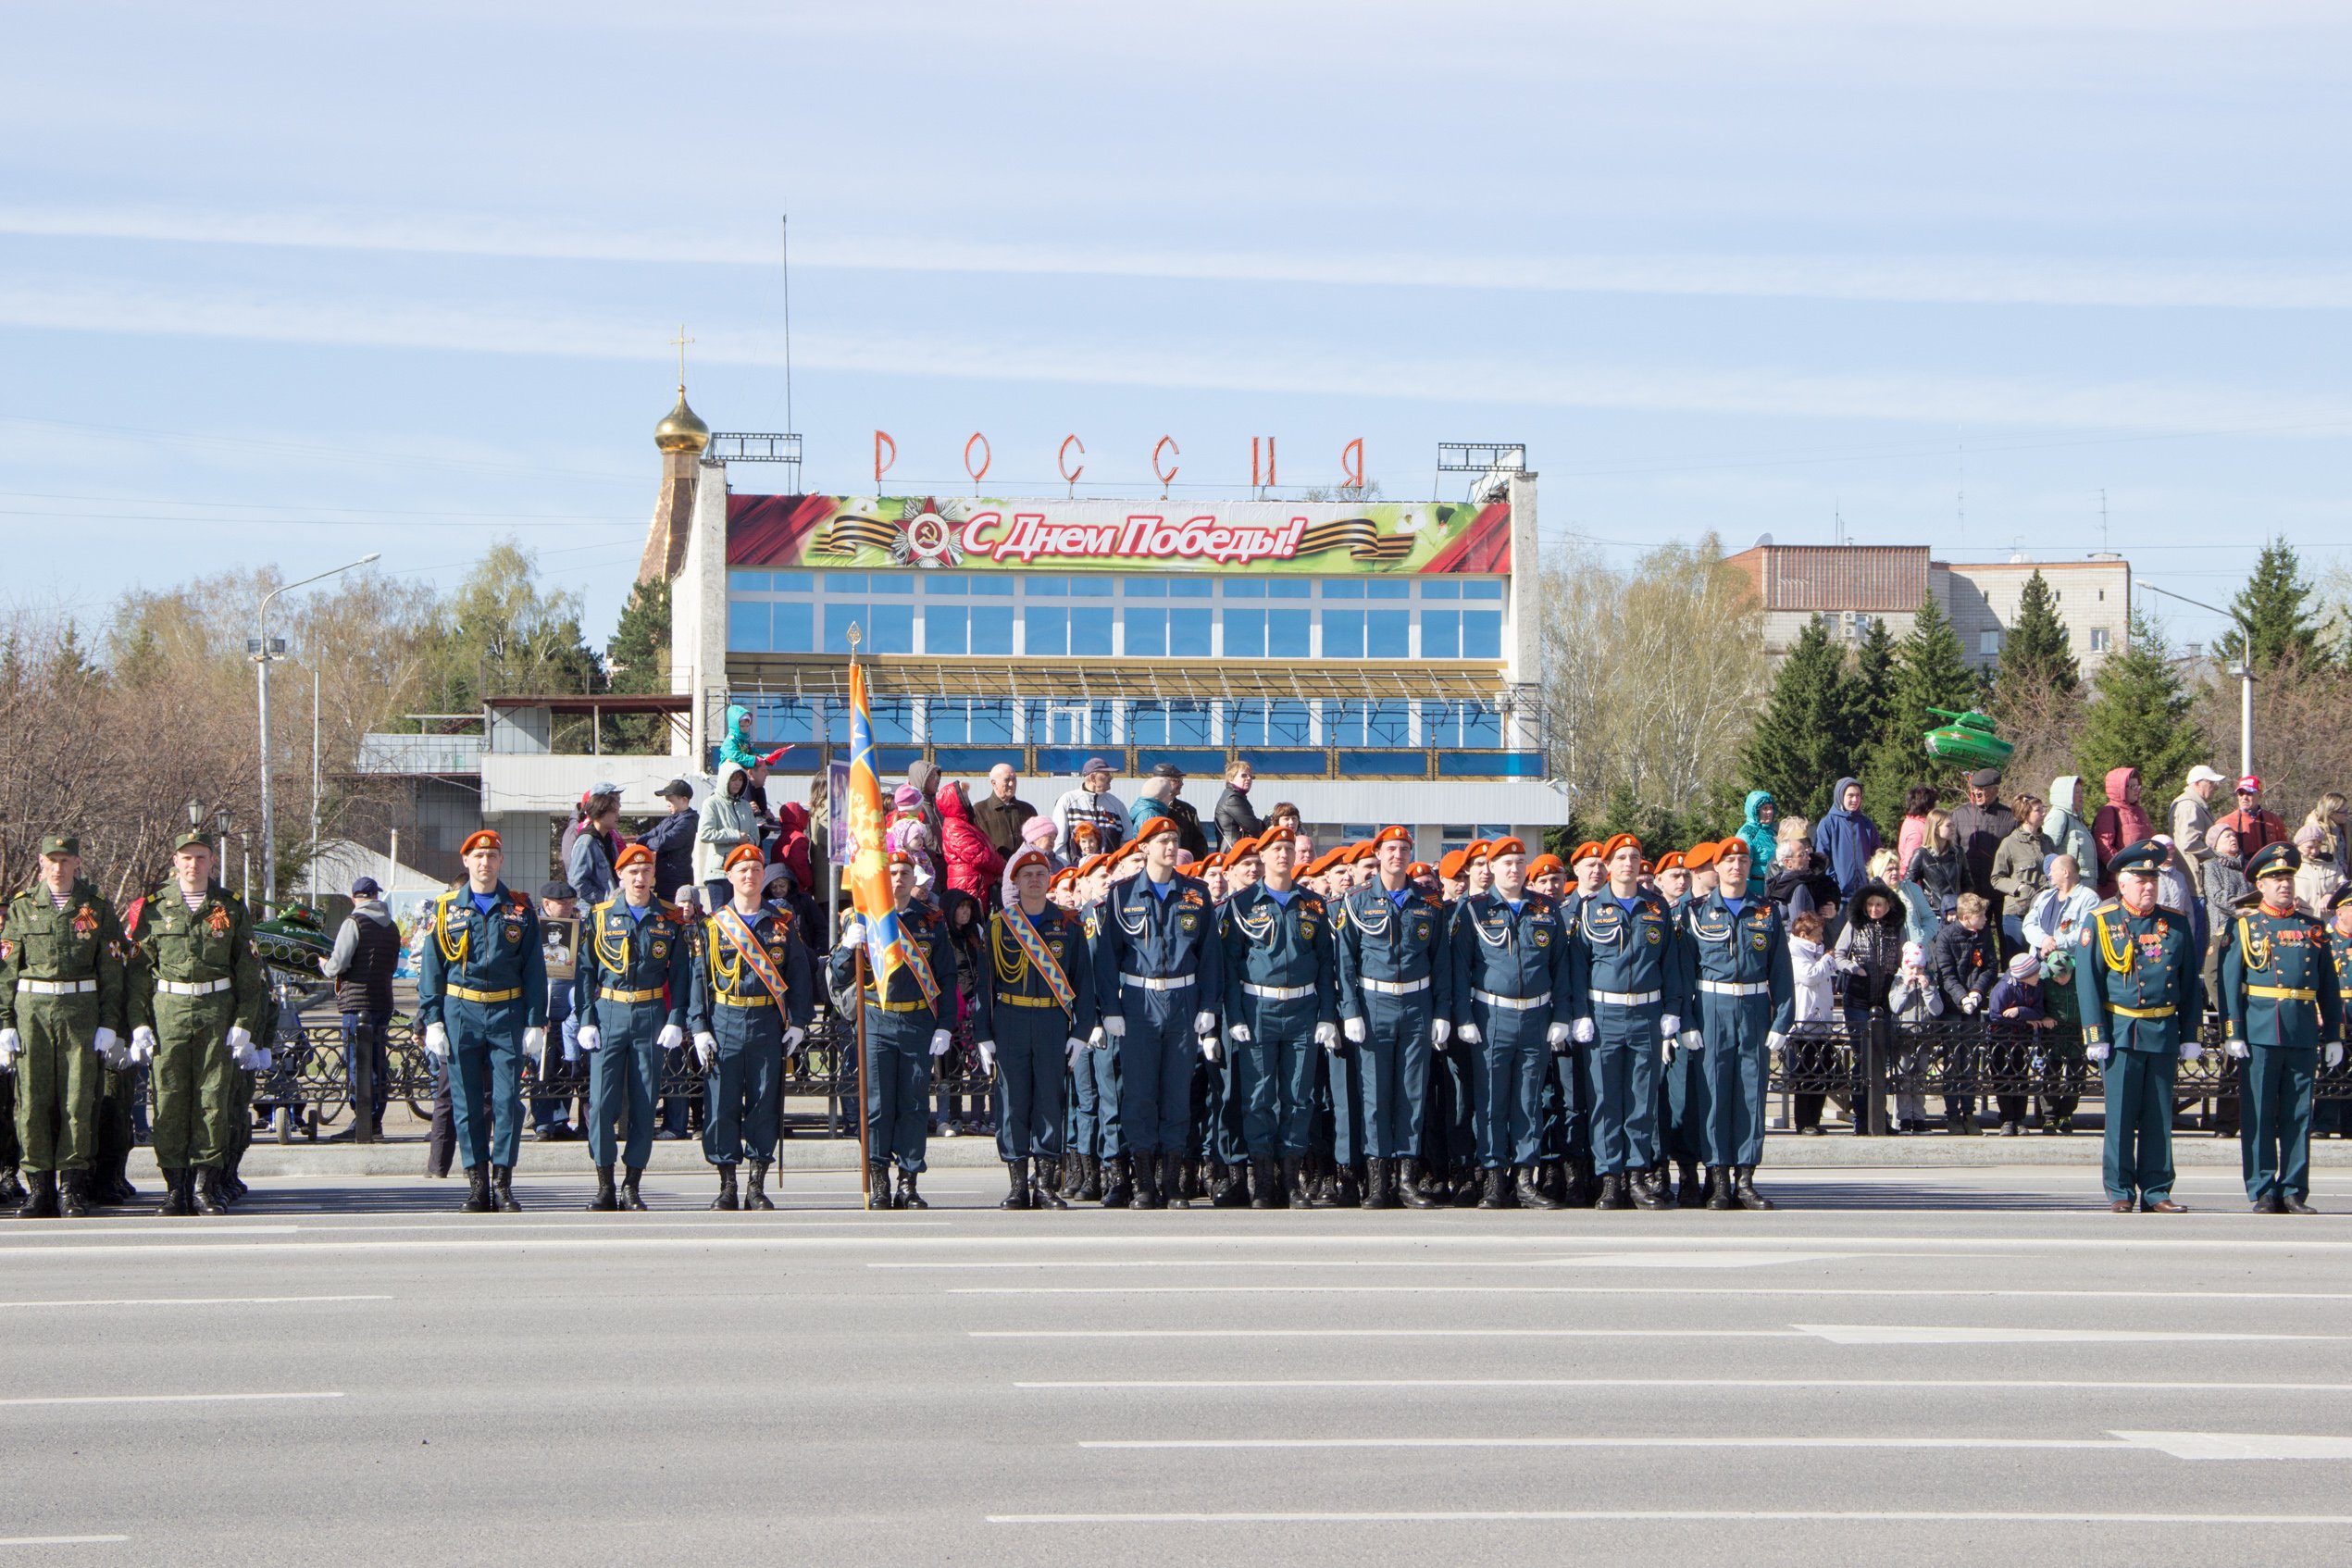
[848,627,877,1206]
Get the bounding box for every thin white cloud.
[4,274,2348,438]
[6,205,2351,311]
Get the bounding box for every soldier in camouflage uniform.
[0,835,128,1218]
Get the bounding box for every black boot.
[1002,1159,1033,1210]
[1300,1154,1337,1210]
[865,1161,892,1210]
[1398,1157,1438,1209]
[1596,1172,1632,1210]
[58,1171,89,1219]
[1132,1151,1164,1210]
[1363,1159,1397,1210]
[1476,1165,1511,1209]
[1677,1161,1707,1208]
[1333,1162,1363,1209]
[1213,1160,1251,1208]
[1735,1166,1775,1211]
[710,1164,740,1212]
[461,1164,492,1213]
[158,1167,192,1217]
[745,1159,775,1212]
[1181,1158,1205,1203]
[1630,1169,1672,1211]
[18,1170,58,1219]
[588,1165,618,1213]
[895,1167,927,1210]
[1250,1156,1282,1209]
[220,1152,247,1202]
[1101,1154,1133,1208]
[492,1164,521,1213]
[101,1151,135,1205]
[0,1166,20,1208]
[1282,1156,1313,1208]
[1516,1164,1565,1210]
[1706,1166,1736,1211]
[1567,1153,1599,1209]
[1450,1161,1481,1207]
[1033,1160,1068,1210]
[621,1166,647,1211]
[1076,1153,1104,1203]
[193,1166,227,1216]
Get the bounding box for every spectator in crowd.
[639,779,700,904]
[2038,948,2085,1134]
[1930,891,2000,1134]
[2172,765,2229,892]
[2217,774,2288,862]
[2151,837,2208,955]
[1905,806,1966,922]
[1018,815,1060,863]
[1266,801,1304,838]
[2295,823,2344,917]
[719,703,790,774]
[320,876,398,1140]
[806,775,830,872]
[565,784,621,910]
[1990,793,2052,952]
[1873,846,1935,946]
[1811,776,1881,902]
[1985,951,2055,1136]
[933,888,988,1139]
[1736,790,1779,897]
[1948,769,2019,932]
[2045,775,2100,892]
[1215,759,1263,851]
[1052,757,1128,859]
[1885,940,1939,1133]
[971,764,1037,860]
[696,762,761,911]
[2023,853,2097,958]
[772,801,815,898]
[1153,763,1210,860]
[532,879,580,1143]
[1895,784,1940,875]
[1129,770,1177,840]
[1825,880,1905,1133]
[937,781,1005,906]
[1766,818,1840,924]
[2091,766,2152,895]
[2200,824,2253,1070]
[1784,910,1836,1134]
[2300,791,2348,877]
[904,759,945,836]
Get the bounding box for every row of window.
[728,570,1505,603]
[734,696,1510,750]
[728,599,1503,660]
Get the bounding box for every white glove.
[1200,1032,1222,1064]
[929,1029,952,1057]
[783,1026,806,1051]
[841,917,867,949]
[1343,1015,1366,1044]
[93,1026,118,1063]
[1545,1021,1572,1052]
[2086,1041,2111,1064]
[1765,1030,1787,1057]
[658,1022,685,1051]
[1088,1025,1107,1049]
[1457,1021,1483,1046]
[1065,1037,1085,1066]
[1573,1017,1596,1044]
[225,1023,253,1052]
[1228,1021,1252,1043]
[423,1021,449,1061]
[1193,1010,1218,1037]
[1104,1015,1126,1039]
[1961,992,1981,1015]
[2226,1038,2249,1061]
[1431,1018,1451,1048]
[228,1033,254,1069]
[1661,1014,1681,1039]
[2178,1039,2202,1064]
[131,1025,158,1065]
[253,1047,272,1072]
[2331,1042,2346,1070]
[577,1024,602,1054]
[977,1039,997,1072]
[523,1026,549,1072]
[0,1027,18,1070]
[693,1031,718,1068]
[1661,1035,1676,1064]
[1314,1021,1340,1052]
[1680,1027,1705,1054]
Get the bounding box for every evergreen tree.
[1995,570,2079,697]
[2074,607,2207,805]
[604,576,672,752]
[1739,616,1849,822]
[1843,614,1898,767]
[1862,595,1981,826]
[2215,536,2323,674]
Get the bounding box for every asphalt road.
[9,1167,2352,1565]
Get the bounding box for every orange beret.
[614,842,654,872]
[1599,832,1642,863]
[1656,851,1686,872]
[1463,839,1491,862]
[1487,836,1526,859]
[1050,867,1077,887]
[1133,815,1179,843]
[1256,825,1295,850]
[460,829,502,856]
[1228,836,1262,861]
[1437,850,1468,879]
[1374,825,1412,848]
[1407,861,1433,879]
[724,844,764,871]
[1348,842,1377,863]
[1527,853,1564,878]
[1572,840,1604,865]
[1199,852,1225,870]
[1682,841,1719,869]
[1714,836,1753,861]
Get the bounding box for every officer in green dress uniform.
[0,835,127,1219]
[124,833,268,1217]
[2220,842,2344,1213]
[2073,840,2204,1213]
[576,842,691,1213]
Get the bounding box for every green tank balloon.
[253,904,333,977]
[1923,707,2014,769]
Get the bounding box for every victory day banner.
[728,494,1512,577]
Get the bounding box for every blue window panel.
[1322,579,1364,600]
[1070,576,1114,598]
[824,573,867,593]
[1366,610,1410,658]
[1223,579,1266,600]
[1369,701,1412,746]
[772,601,814,652]
[924,604,965,655]
[970,605,1014,655]
[1126,576,1167,598]
[868,603,915,653]
[1420,579,1462,601]
[1366,579,1409,600]
[928,701,1014,746]
[1326,703,1366,746]
[1169,608,1213,657]
[1422,610,1461,659]
[869,701,916,744]
[1322,610,1364,660]
[1268,609,1312,658]
[1026,606,1067,655]
[820,604,860,653]
[1126,608,1167,657]
[870,573,914,595]
[1437,751,1545,778]
[968,577,1014,596]
[1223,609,1265,658]
[922,574,968,594]
[1131,702,1213,747]
[930,746,1011,774]
[774,571,813,593]
[960,699,1009,742]
[874,745,925,774]
[1339,750,1425,778]
[1242,748,1325,776]
[1027,577,1069,598]
[1034,747,1102,777]
[1463,611,1503,659]
[1270,701,1313,746]
[1268,579,1311,600]
[727,599,770,652]
[1091,700,1120,738]
[1227,701,1263,744]
[729,570,771,592]
[745,698,820,743]
[1070,606,1114,656]
[1137,746,1226,777]
[1169,577,1212,599]
[1463,579,1504,601]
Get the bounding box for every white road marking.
[1018,1378,2352,1393]
[989,1510,2352,1525]
[0,1227,953,1259]
[0,1538,128,1549]
[974,1328,1809,1339]
[1796,1324,2335,1345]
[950,1284,2352,1301]
[2115,1431,2352,1460]
[0,1296,390,1309]
[1084,1435,2132,1451]
[0,1392,343,1409]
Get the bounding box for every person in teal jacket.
[1736,790,1780,899]
[719,702,791,774]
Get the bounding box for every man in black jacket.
[638,779,701,902]
[1930,891,2000,1135]
[321,877,401,1139]
[1215,760,1263,852]
[1948,768,2020,952]
[1151,763,1211,861]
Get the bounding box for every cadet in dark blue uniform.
[2074,840,2204,1213]
[1569,833,1689,1211]
[1091,815,1224,1211]
[975,846,1097,1211]
[1064,856,1121,1203]
[575,842,690,1213]
[1648,850,1705,1204]
[1221,825,1339,1210]
[690,843,815,1212]
[417,829,548,1214]
[1335,824,1452,1210]
[2221,843,2344,1213]
[1683,838,1794,1212]
[1201,840,1261,1206]
[1448,837,1574,1210]
[829,851,958,1212]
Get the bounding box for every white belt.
[18,978,95,996]
[1593,989,1662,1007]
[1699,980,1769,998]
[1473,989,1550,1011]
[1242,982,1316,1002]
[1121,974,1196,992]
[1362,977,1430,996]
[157,977,233,997]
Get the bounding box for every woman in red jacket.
[937,780,1006,907]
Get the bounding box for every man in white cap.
[2172,765,2229,895]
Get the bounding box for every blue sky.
[5,1,2347,652]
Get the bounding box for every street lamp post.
[251,553,380,915]
[2136,580,2254,778]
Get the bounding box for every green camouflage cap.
[38,834,80,858]
[171,830,215,853]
